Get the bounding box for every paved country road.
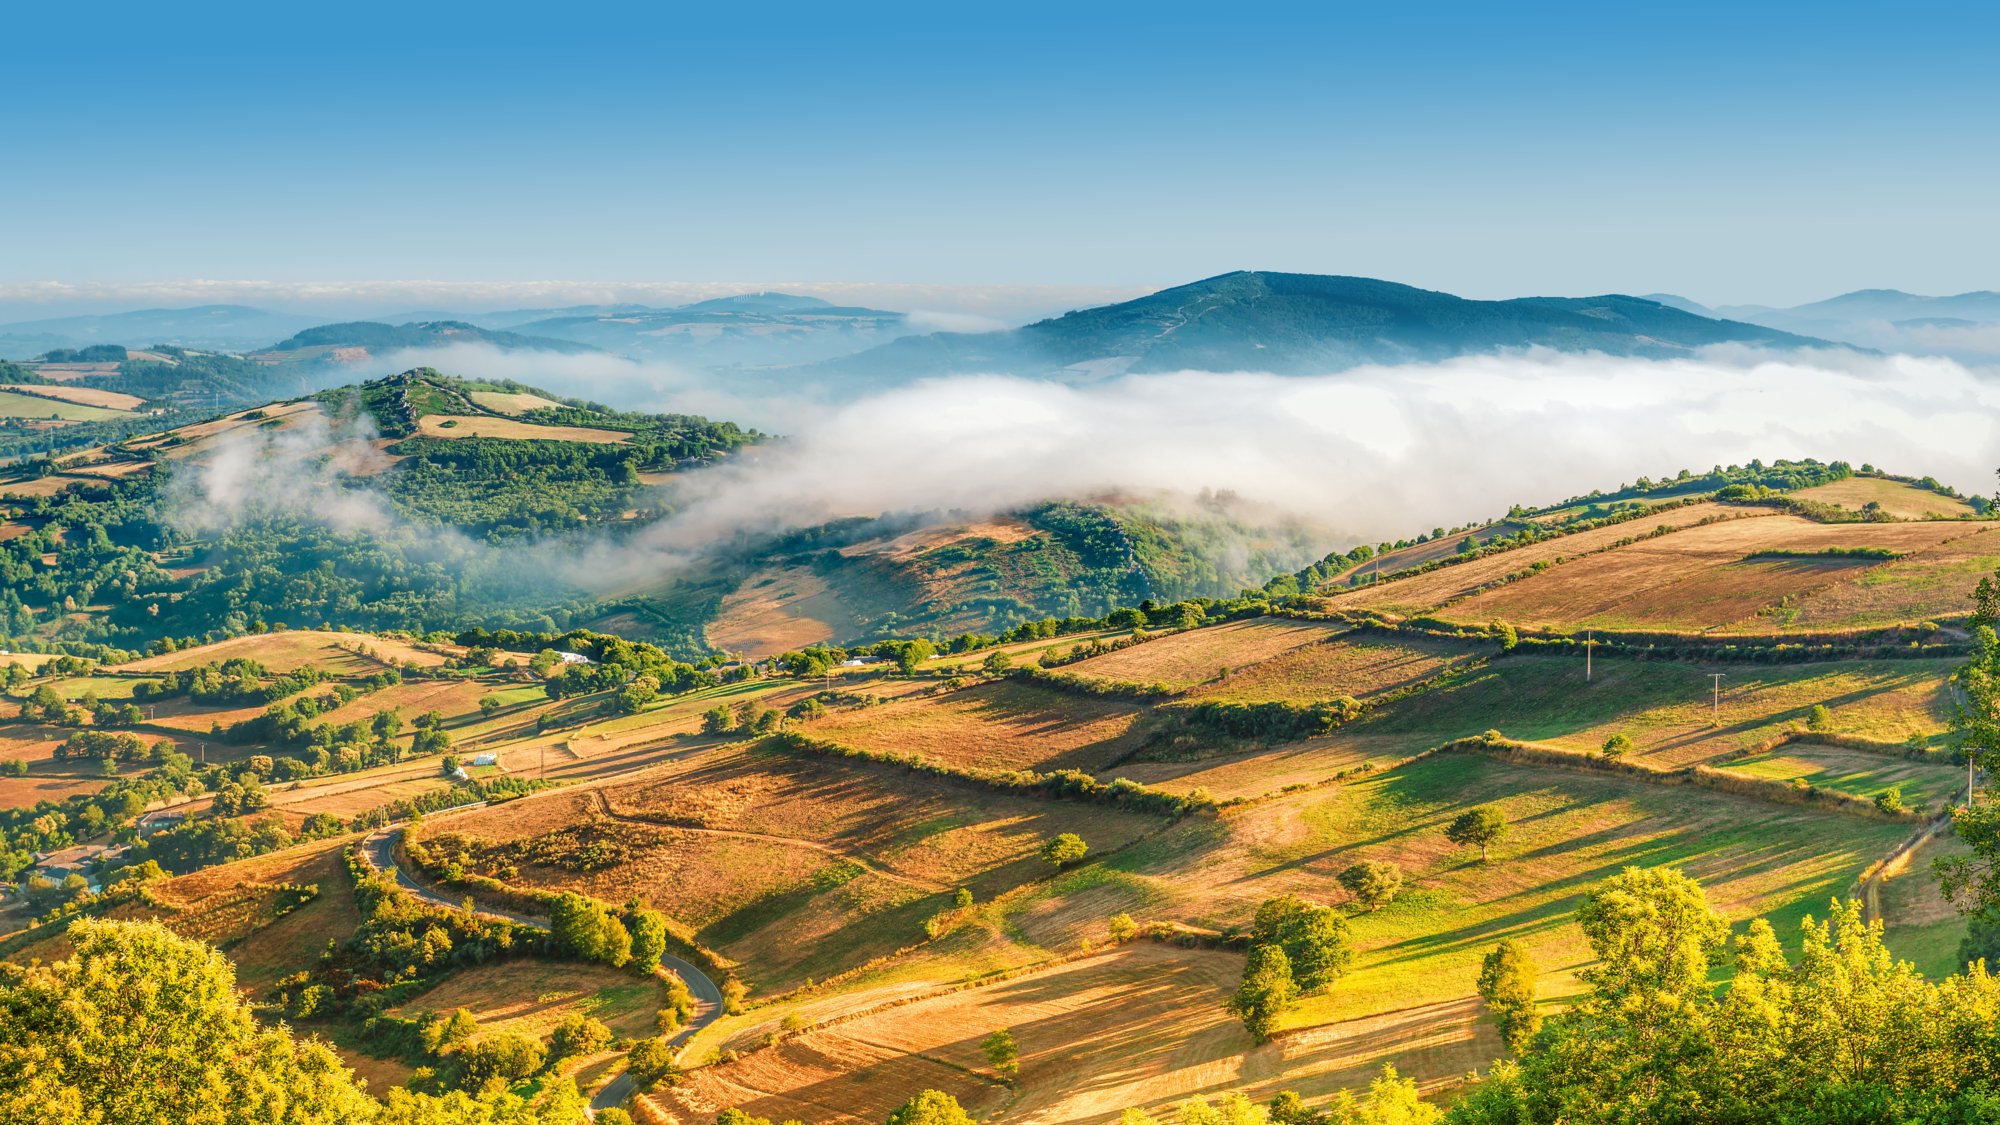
[359,823,725,1116]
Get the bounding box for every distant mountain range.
[0,305,323,357]
[807,271,1826,382]
[1651,288,2000,359]
[21,273,1979,381]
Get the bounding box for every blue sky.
[4,1,1998,306]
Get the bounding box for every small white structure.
[558,651,594,665]
[448,766,471,782]
[469,752,498,767]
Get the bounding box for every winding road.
[359,823,725,1116]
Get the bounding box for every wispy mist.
[167,347,2000,605]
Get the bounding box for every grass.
[390,958,664,1040]
[1129,752,1905,1025]
[1722,743,1962,809]
[707,565,853,657]
[1725,524,2000,633]
[1876,831,1969,978]
[1793,477,1980,520]
[426,741,1169,991]
[1060,619,1342,690]
[116,630,431,674]
[465,390,565,416]
[0,383,146,410]
[1326,653,1951,772]
[651,943,1283,1125]
[1185,634,1482,705]
[0,389,131,422]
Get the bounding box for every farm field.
[0,383,146,411]
[135,400,324,459]
[466,390,565,415]
[1060,619,1343,690]
[116,629,445,673]
[391,958,665,1042]
[6,455,2000,1121]
[707,565,851,655]
[1440,516,1993,632]
[1792,476,1981,519]
[1318,502,1749,615]
[421,743,1170,990]
[414,414,631,443]
[652,943,1265,1125]
[1715,524,2000,633]
[1101,752,1908,1027]
[801,679,1154,774]
[0,389,131,422]
[1185,633,1483,705]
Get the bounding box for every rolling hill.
[809,271,1831,383]
[505,292,919,369]
[261,320,599,360]
[1,458,1991,1121]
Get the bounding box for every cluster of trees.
[547,891,672,970]
[1229,895,1356,1041]
[1451,866,2000,1122]
[702,698,785,736]
[134,657,338,707]
[0,918,594,1122]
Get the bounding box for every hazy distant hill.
[505,292,917,368]
[811,271,1826,382]
[263,320,599,358]
[0,304,322,357]
[1659,288,2000,359]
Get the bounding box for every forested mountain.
[811,271,1829,382]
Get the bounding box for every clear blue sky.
[5,1,1997,305]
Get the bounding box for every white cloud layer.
[166,347,2000,602]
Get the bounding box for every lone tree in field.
[701,703,738,734]
[1601,732,1635,760]
[1807,703,1833,732]
[1477,939,1542,1051]
[1447,805,1509,861]
[980,1027,1020,1083]
[1337,860,1404,911]
[1229,943,1297,1042]
[1251,894,1353,993]
[1041,832,1088,869]
[886,1089,976,1125]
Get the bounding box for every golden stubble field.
[1442,516,1994,632]
[801,680,1154,774]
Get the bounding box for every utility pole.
[1585,634,1595,682]
[1708,674,1726,726]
